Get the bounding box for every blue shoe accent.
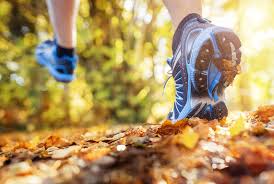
[166,13,241,123]
[210,32,222,59]
[35,40,78,83]
[207,61,222,101]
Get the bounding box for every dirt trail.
[0,105,273,184]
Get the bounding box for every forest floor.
[0,106,273,184]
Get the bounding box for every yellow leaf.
[173,126,200,149]
[162,119,172,127]
[229,115,246,137]
[83,147,111,161]
[174,119,188,127]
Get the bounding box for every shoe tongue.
[172,13,201,54]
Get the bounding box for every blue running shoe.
[167,14,241,122]
[35,40,78,83]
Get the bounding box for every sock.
[56,44,75,57]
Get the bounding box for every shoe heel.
[212,31,242,90]
[211,101,228,120]
[195,101,228,120]
[192,31,241,99]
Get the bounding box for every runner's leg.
[46,0,80,48]
[162,0,202,29]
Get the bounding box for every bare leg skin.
[46,0,80,48]
[163,0,202,29]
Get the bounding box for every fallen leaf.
[82,132,98,142]
[188,118,208,127]
[47,146,59,153]
[0,155,7,167]
[149,137,161,143]
[172,126,200,149]
[173,119,188,127]
[265,121,274,135]
[157,119,188,136]
[4,175,43,184]
[99,132,126,143]
[13,141,33,151]
[38,135,71,149]
[252,105,274,123]
[51,145,80,159]
[229,116,246,137]
[0,137,8,147]
[161,119,172,127]
[127,136,150,147]
[112,132,125,140]
[83,147,110,161]
[249,121,266,135]
[194,123,210,139]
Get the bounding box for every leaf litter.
[0,105,273,184]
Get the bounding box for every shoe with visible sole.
[35,40,78,83]
[167,13,241,123]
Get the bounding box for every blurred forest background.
[0,0,273,130]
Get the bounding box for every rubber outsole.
[188,31,241,120]
[193,31,241,96]
[187,101,228,120]
[211,101,228,120]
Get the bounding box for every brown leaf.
[112,132,126,140]
[193,123,210,139]
[125,127,146,137]
[0,155,7,167]
[157,119,188,136]
[252,105,274,123]
[127,136,150,147]
[249,121,266,135]
[82,132,98,142]
[13,141,34,151]
[38,135,71,149]
[188,118,209,127]
[0,137,8,147]
[82,147,111,161]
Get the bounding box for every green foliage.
[0,0,172,129]
[0,0,273,130]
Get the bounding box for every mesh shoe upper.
[167,14,210,121]
[36,40,78,82]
